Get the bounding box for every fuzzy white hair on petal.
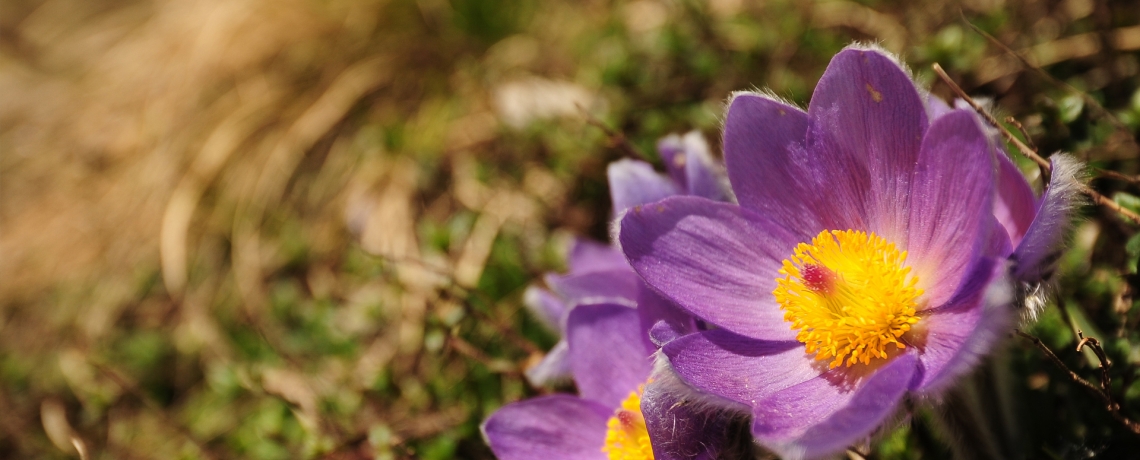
[1014,153,1086,322]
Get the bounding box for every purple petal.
[608,159,681,216]
[482,395,610,460]
[752,352,918,460]
[568,303,654,408]
[662,328,813,407]
[524,286,567,332]
[525,339,572,387]
[722,92,825,233]
[924,91,954,120]
[567,238,629,274]
[679,131,728,201]
[905,109,996,309]
[808,46,928,242]
[544,269,640,310]
[912,257,1014,393]
[619,196,805,341]
[641,363,753,460]
[657,134,690,188]
[637,287,698,348]
[1011,154,1082,284]
[993,154,1037,249]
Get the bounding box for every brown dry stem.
[1015,330,1140,435]
[961,14,1137,141]
[579,105,650,161]
[932,63,1140,226]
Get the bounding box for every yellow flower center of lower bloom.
[774,229,922,369]
[601,385,654,460]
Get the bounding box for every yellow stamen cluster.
[774,229,922,368]
[601,385,654,460]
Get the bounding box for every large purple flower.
[619,45,1078,458]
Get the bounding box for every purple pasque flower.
[608,131,729,217]
[523,132,728,387]
[619,44,1078,459]
[522,238,642,386]
[483,303,656,460]
[497,133,746,459]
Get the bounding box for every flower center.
[601,385,654,460]
[773,229,922,368]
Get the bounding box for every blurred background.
[2,0,1140,458]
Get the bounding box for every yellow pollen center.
[773,229,922,368]
[601,385,654,460]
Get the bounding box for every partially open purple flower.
[619,45,1078,459]
[608,131,729,217]
[494,134,746,459]
[483,303,655,460]
[522,238,641,386]
[523,133,728,387]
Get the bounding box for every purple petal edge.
[482,395,610,460]
[1011,154,1083,286]
[608,159,680,217]
[753,352,918,460]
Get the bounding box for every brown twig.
[961,15,1136,139]
[1076,330,1114,396]
[577,104,650,160]
[1015,330,1140,434]
[446,333,520,375]
[1004,116,1038,153]
[931,63,1050,171]
[1087,192,1140,225]
[1095,168,1140,185]
[932,63,1140,226]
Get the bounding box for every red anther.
[617,410,639,429]
[802,264,835,293]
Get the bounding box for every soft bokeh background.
[2,0,1140,458]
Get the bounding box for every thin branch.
[1087,191,1140,225]
[1003,116,1038,153]
[1076,330,1114,397]
[931,63,1050,171]
[446,333,520,375]
[932,63,1140,226]
[1015,330,1101,397]
[1015,330,1140,435]
[1095,168,1140,185]
[577,104,650,160]
[961,14,1137,139]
